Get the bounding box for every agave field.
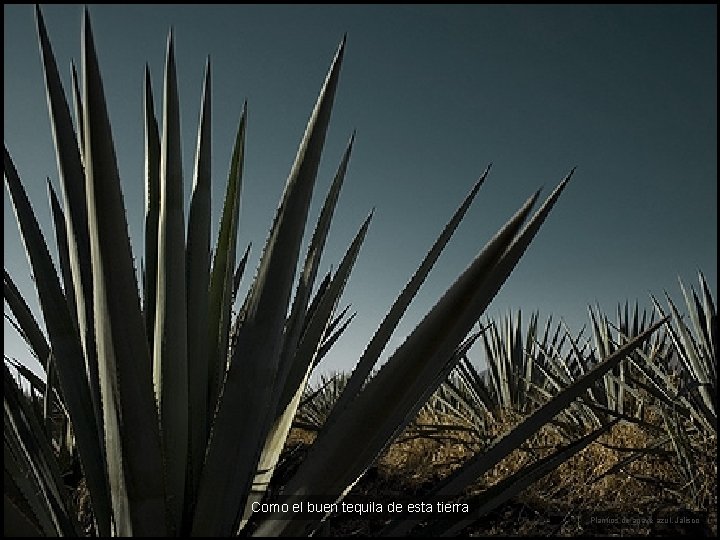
[4,5,716,538]
[294,288,716,535]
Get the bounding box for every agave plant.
[409,284,715,535]
[651,272,717,432]
[379,320,665,537]
[644,274,717,503]
[294,371,350,432]
[478,310,566,416]
[430,311,604,440]
[4,5,668,538]
[580,277,717,510]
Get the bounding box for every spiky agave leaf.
[35,4,104,465]
[698,272,718,369]
[185,57,213,503]
[315,308,356,366]
[151,29,190,534]
[206,103,246,423]
[231,243,252,304]
[81,10,167,535]
[47,179,78,329]
[192,36,345,537]
[143,64,161,344]
[70,60,85,161]
[392,325,490,451]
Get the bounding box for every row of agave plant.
[428,274,716,438]
[410,275,716,532]
[296,275,716,534]
[4,6,672,537]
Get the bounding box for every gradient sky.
[4,4,717,381]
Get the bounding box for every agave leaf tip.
[563,167,576,184]
[82,6,98,53]
[165,27,175,56]
[473,163,492,189]
[530,187,543,203]
[34,4,48,46]
[333,34,347,61]
[82,5,91,28]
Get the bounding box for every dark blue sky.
[4,4,717,378]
